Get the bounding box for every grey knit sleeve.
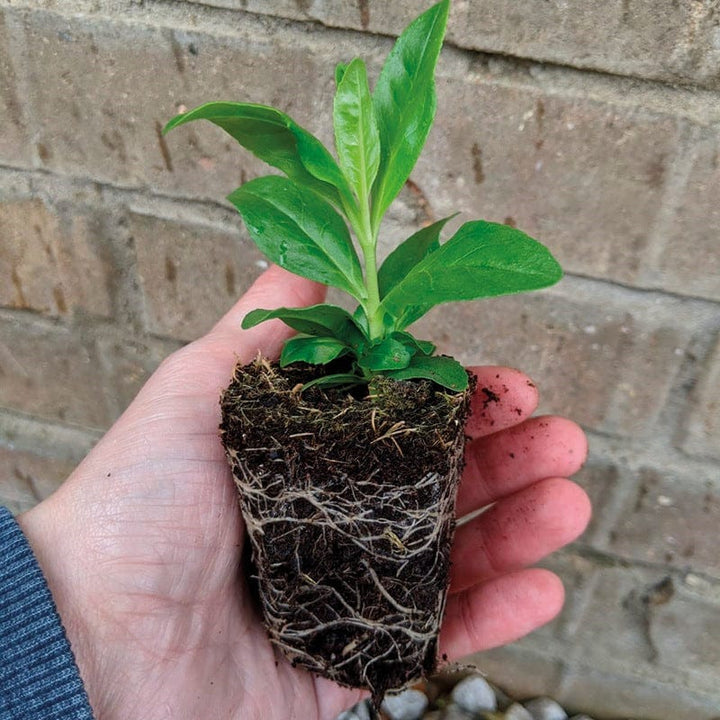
[0,507,95,720]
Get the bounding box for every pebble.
[381,688,429,720]
[450,674,497,713]
[524,697,569,720]
[330,679,606,720]
[505,702,535,720]
[336,700,371,720]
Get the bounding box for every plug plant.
[163,0,564,701]
[164,0,561,393]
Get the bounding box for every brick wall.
[1,2,718,718]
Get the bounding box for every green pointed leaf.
[352,305,370,336]
[302,373,366,391]
[334,58,380,201]
[228,176,365,299]
[241,304,367,348]
[335,62,348,87]
[391,331,435,356]
[384,354,468,391]
[163,102,354,210]
[381,220,563,329]
[371,0,450,225]
[378,214,456,297]
[359,336,414,372]
[280,335,352,367]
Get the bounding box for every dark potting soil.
[220,358,475,702]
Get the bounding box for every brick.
[572,565,720,680]
[681,337,720,460]
[18,11,692,292]
[130,212,265,341]
[452,1,709,88]
[20,11,335,200]
[416,81,680,287]
[413,287,688,438]
[558,664,720,720]
[0,10,30,165]
[0,446,76,515]
[0,315,110,429]
[608,467,720,578]
[652,591,720,674]
[0,198,115,318]
[188,1,716,88]
[656,133,720,301]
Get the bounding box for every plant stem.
[356,199,384,340]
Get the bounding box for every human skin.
[18,265,590,720]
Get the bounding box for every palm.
[21,267,589,720]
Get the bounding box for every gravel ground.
[334,669,631,720]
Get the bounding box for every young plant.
[164,0,561,392]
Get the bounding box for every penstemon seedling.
[164,0,562,392]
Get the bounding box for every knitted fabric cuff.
[0,507,95,720]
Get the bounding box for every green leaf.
[352,305,370,336]
[280,335,352,367]
[384,354,468,391]
[334,58,380,202]
[371,0,450,225]
[163,102,354,210]
[335,62,348,87]
[378,214,456,297]
[359,336,414,372]
[228,176,365,299]
[241,304,367,348]
[381,220,563,329]
[391,331,435,356]
[302,373,367,391]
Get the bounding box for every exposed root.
[220,360,475,700]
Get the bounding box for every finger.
[450,478,591,593]
[465,366,539,438]
[457,416,588,516]
[439,569,564,658]
[206,264,326,362]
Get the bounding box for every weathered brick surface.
[656,132,720,302]
[557,664,720,720]
[130,212,265,341]
[414,286,688,438]
[0,10,30,166]
[186,0,720,89]
[558,565,720,717]
[17,9,697,293]
[19,10,335,201]
[572,565,719,676]
[0,197,115,318]
[0,314,110,429]
[0,446,76,515]
[680,336,720,460]
[416,81,680,289]
[608,466,720,578]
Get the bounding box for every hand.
[18,266,590,720]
